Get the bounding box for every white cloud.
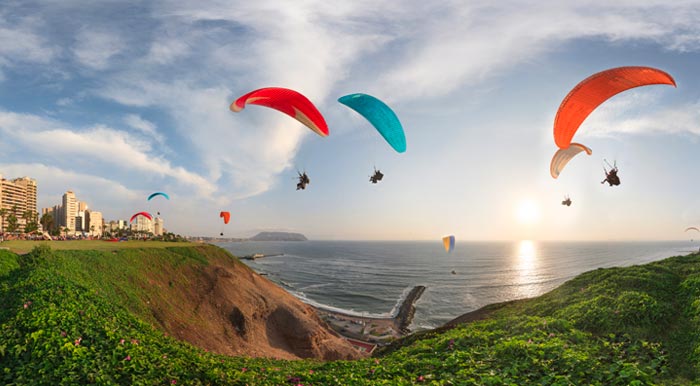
[7,0,700,208]
[0,111,216,197]
[578,91,700,138]
[0,13,56,69]
[0,162,141,220]
[123,114,165,145]
[84,0,700,201]
[73,29,125,70]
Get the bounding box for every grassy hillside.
[2,245,700,384]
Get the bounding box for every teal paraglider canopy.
[147,192,170,201]
[338,93,406,153]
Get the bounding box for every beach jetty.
[395,285,426,334]
[240,253,284,260]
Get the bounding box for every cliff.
[10,245,360,361]
[250,232,308,241]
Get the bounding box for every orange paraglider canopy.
[554,66,676,149]
[220,211,231,224]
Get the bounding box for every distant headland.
[249,232,307,241]
[192,231,308,243]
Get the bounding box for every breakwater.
[395,285,426,334]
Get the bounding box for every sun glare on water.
[516,199,540,225]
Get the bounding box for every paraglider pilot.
[296,171,310,190]
[601,160,620,186]
[562,196,572,206]
[370,168,384,184]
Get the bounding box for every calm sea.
[220,240,696,330]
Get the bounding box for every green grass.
[2,245,700,384]
[0,240,199,254]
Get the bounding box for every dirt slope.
[135,248,361,360]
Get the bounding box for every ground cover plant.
[1,244,699,385]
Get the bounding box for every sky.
[1,1,700,241]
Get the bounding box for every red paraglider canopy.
[230,87,329,137]
[220,211,231,224]
[130,212,152,222]
[554,66,676,149]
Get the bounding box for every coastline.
[310,286,426,352]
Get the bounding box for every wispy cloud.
[0,162,141,218]
[579,91,700,138]
[0,12,56,69]
[123,114,165,145]
[85,0,700,200]
[72,29,125,70]
[0,111,216,196]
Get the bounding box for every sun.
[516,200,540,225]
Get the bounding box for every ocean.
[220,240,696,331]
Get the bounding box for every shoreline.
[310,286,426,351]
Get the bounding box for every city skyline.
[1,2,700,240]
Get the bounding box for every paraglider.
[147,192,170,201]
[339,93,406,183]
[147,192,169,215]
[130,212,152,223]
[550,143,592,179]
[338,93,406,153]
[219,211,230,236]
[230,87,329,137]
[601,160,620,186]
[562,196,572,206]
[442,235,455,253]
[296,171,310,190]
[685,227,700,233]
[551,66,675,179]
[553,66,676,149]
[370,168,384,184]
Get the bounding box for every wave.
[297,283,333,291]
[289,290,393,319]
[387,285,418,318]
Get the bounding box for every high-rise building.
[85,210,103,236]
[62,191,77,231]
[154,217,164,236]
[0,175,38,233]
[130,215,153,233]
[75,210,86,232]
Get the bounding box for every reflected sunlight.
[515,240,539,297]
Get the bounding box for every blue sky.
[1,1,700,240]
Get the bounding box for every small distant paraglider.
[147,192,170,215]
[561,196,572,206]
[601,160,620,187]
[370,168,384,184]
[338,93,406,183]
[296,171,310,190]
[551,66,676,179]
[442,235,455,253]
[219,211,231,236]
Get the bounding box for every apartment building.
[0,175,38,233]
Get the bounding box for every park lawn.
[0,239,199,254]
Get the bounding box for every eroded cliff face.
[139,250,361,360]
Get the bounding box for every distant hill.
[250,231,308,241]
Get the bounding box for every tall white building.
[154,217,164,236]
[0,175,38,233]
[85,210,103,236]
[131,215,153,233]
[62,191,77,231]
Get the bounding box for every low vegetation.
[1,243,699,384]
